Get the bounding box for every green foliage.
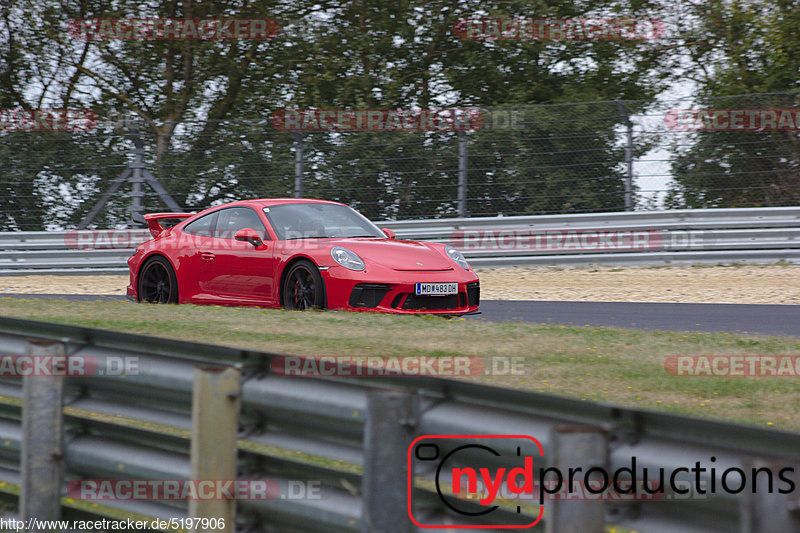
[1,0,667,227]
[665,1,800,208]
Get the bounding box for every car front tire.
[283,260,325,310]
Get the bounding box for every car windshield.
[262,203,386,240]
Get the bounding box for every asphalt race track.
[2,294,798,337]
[472,300,800,337]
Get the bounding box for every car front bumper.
[321,266,480,315]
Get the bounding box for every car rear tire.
[283,260,325,310]
[138,256,179,304]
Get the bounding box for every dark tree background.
[8,0,793,228]
[663,0,800,208]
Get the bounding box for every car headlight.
[445,245,470,270]
[331,246,366,271]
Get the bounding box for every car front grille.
[467,282,480,307]
[349,283,391,308]
[400,294,460,311]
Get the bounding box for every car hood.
[327,238,455,271]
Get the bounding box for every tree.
[1,0,667,228]
[664,0,800,208]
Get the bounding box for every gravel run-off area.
[1,264,799,305]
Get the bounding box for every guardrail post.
[739,459,800,533]
[545,426,607,533]
[21,339,66,523]
[189,366,241,533]
[362,387,417,533]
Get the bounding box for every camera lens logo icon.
[407,435,543,529]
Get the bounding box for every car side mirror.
[234,228,264,247]
[381,228,396,239]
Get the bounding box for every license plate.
[415,282,458,296]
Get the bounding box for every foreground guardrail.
[0,316,798,532]
[1,207,800,274]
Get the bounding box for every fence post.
[294,131,304,198]
[457,130,468,217]
[79,119,180,228]
[129,127,146,221]
[614,100,634,212]
[362,387,417,533]
[545,426,607,533]
[20,339,66,523]
[189,366,241,533]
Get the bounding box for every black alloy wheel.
[138,256,178,304]
[283,260,325,310]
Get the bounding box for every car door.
[174,210,219,303]
[203,206,276,304]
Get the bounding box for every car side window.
[182,212,216,237]
[213,207,270,240]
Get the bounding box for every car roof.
[191,198,346,214]
[183,198,350,222]
[217,198,346,209]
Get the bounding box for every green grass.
[1,297,800,432]
[0,296,792,532]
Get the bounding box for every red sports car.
[127,198,480,315]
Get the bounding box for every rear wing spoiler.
[134,212,194,238]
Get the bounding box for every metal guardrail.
[1,207,799,274]
[0,316,798,532]
[0,229,150,275]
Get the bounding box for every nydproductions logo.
[408,435,545,529]
[664,109,800,131]
[453,17,666,41]
[0,109,97,132]
[408,435,790,528]
[67,18,280,40]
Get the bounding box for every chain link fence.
[1,92,799,230]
